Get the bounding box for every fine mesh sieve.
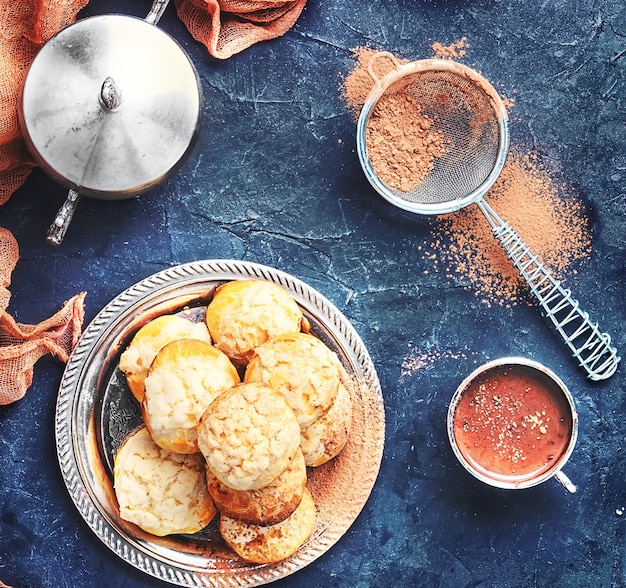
[357,56,508,213]
[357,54,620,381]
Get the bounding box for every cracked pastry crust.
[113,426,217,537]
[119,314,212,403]
[205,280,304,367]
[300,383,352,467]
[244,332,342,428]
[206,447,306,526]
[219,487,316,564]
[197,382,301,491]
[142,338,240,454]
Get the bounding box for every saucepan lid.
[19,12,202,200]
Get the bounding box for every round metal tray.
[55,260,385,586]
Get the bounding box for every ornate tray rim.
[54,259,385,586]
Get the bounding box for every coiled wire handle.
[477,199,620,381]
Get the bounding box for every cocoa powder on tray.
[340,44,592,309]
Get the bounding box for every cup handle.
[554,470,577,494]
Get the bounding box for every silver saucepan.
[19,0,202,245]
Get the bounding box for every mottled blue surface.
[1,0,625,586]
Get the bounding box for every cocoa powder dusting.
[423,149,592,307]
[342,47,447,193]
[340,47,409,121]
[307,375,384,529]
[401,345,471,378]
[431,37,469,59]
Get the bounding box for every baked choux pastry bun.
[119,314,212,403]
[113,426,217,537]
[205,280,303,366]
[300,384,352,466]
[206,447,306,526]
[142,338,240,454]
[244,332,342,428]
[197,382,300,491]
[219,487,316,564]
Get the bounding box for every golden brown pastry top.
[300,383,352,467]
[113,426,217,537]
[245,332,342,427]
[142,338,240,454]
[205,280,303,366]
[219,487,316,564]
[119,314,212,403]
[197,381,301,491]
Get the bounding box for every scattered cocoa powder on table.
[401,346,472,379]
[424,148,592,307]
[432,37,469,59]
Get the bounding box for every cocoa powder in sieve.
[341,47,409,121]
[365,89,446,192]
[342,47,447,193]
[340,45,592,310]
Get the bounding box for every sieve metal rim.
[356,57,510,215]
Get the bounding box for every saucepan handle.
[554,470,577,494]
[46,189,81,246]
[145,0,170,25]
[46,0,173,246]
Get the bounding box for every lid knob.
[100,76,123,111]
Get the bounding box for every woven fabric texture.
[175,0,306,59]
[0,228,86,405]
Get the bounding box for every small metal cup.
[447,357,578,493]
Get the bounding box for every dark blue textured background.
[1,1,625,586]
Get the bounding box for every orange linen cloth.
[0,0,307,205]
[175,0,307,59]
[0,228,86,405]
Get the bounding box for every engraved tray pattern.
[55,260,385,586]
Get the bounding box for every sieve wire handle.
[365,51,402,86]
[476,198,620,381]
